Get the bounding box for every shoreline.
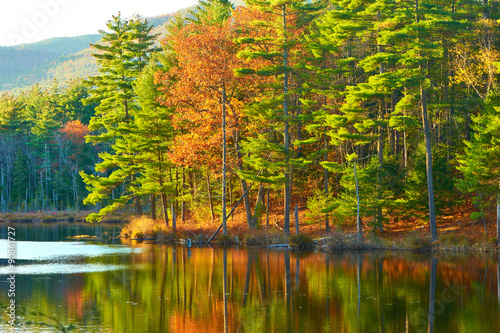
[2,210,499,254]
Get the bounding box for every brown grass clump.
[289,233,315,251]
[244,227,288,246]
[401,231,433,252]
[121,216,163,240]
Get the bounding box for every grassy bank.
[119,205,499,253]
[2,205,498,254]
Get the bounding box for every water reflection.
[428,256,438,333]
[0,239,499,332]
[223,249,228,333]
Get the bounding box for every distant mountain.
[0,35,101,93]
[0,2,247,94]
[0,11,184,94]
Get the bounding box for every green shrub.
[289,233,315,251]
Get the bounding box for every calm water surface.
[0,223,499,332]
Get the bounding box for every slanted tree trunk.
[251,184,265,228]
[234,134,253,227]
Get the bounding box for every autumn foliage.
[157,15,257,171]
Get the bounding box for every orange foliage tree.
[157,13,265,228]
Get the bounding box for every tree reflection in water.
[1,244,500,333]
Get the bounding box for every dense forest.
[1,0,499,242]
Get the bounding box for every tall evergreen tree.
[81,13,158,222]
[132,55,179,228]
[236,0,324,235]
[188,0,234,25]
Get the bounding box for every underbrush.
[401,232,433,252]
[121,216,177,242]
[437,233,472,252]
[244,228,288,246]
[321,230,387,253]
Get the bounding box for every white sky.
[0,0,199,46]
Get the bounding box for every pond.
[1,223,500,332]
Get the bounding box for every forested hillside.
[0,12,188,93]
[1,0,499,244]
[0,35,101,92]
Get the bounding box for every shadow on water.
[0,222,123,242]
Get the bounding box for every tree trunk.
[421,87,438,241]
[222,84,227,236]
[403,129,408,172]
[377,96,385,231]
[181,169,186,223]
[497,192,499,246]
[295,204,299,235]
[266,187,270,227]
[151,194,156,220]
[161,192,169,226]
[282,4,291,236]
[354,161,362,244]
[171,203,176,233]
[324,135,330,233]
[376,12,385,232]
[207,172,215,223]
[482,0,489,19]
[428,256,438,333]
[416,0,437,241]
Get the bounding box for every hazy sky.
[0,0,199,46]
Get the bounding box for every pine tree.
[236,0,324,235]
[188,0,234,25]
[132,55,179,229]
[81,13,158,222]
[458,89,500,244]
